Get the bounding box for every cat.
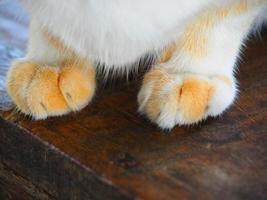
[6,0,267,129]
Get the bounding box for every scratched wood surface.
[0,1,267,200]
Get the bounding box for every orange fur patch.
[43,30,74,55]
[143,68,170,85]
[143,69,215,124]
[6,61,38,113]
[160,0,256,61]
[178,1,251,57]
[43,31,85,63]
[178,78,214,122]
[160,43,177,63]
[59,60,96,111]
[27,67,69,118]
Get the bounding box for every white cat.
[6,0,267,129]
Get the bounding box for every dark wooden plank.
[0,162,53,200]
[0,119,133,200]
[0,1,267,200]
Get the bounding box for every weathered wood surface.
[0,1,267,200]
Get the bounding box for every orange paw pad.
[6,60,96,119]
[138,68,234,129]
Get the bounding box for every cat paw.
[6,61,96,119]
[138,68,236,130]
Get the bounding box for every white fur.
[16,0,267,129]
[20,0,217,65]
[20,0,266,68]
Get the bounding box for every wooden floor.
[0,1,267,200]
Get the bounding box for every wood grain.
[0,1,267,200]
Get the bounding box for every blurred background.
[0,0,28,50]
[0,0,28,109]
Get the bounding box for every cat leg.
[138,1,265,129]
[6,20,96,119]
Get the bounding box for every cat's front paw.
[6,61,96,119]
[138,68,236,129]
